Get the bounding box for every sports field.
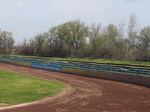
[0,63,150,112]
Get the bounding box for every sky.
[0,0,150,44]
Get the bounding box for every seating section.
[0,56,150,77]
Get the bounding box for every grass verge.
[0,69,66,107]
[8,55,150,66]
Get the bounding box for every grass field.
[0,69,66,107]
[8,55,150,66]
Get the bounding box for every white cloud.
[16,1,28,9]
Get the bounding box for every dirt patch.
[0,63,150,112]
[0,103,8,107]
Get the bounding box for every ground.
[0,69,66,107]
[0,63,150,112]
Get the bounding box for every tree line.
[17,14,150,61]
[0,30,15,54]
[1,14,150,61]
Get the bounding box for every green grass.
[0,69,66,107]
[8,55,150,66]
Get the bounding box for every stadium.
[0,0,150,112]
[0,56,150,112]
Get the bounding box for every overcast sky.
[0,0,150,44]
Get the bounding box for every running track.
[0,63,150,112]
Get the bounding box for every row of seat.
[0,56,149,76]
